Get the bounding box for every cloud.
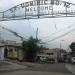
[0,0,32,11]
[0,0,75,50]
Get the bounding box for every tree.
[70,42,75,52]
[22,36,40,62]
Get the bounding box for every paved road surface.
[26,63,72,73]
[0,70,73,75]
[0,62,73,75]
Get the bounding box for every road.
[26,63,71,73]
[0,63,73,75]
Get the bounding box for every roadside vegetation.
[22,36,41,62]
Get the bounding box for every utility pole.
[37,0,40,18]
[51,0,54,16]
[0,26,2,43]
[60,42,62,49]
[36,28,38,40]
[0,27,1,43]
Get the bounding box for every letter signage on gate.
[0,0,75,21]
[24,0,53,16]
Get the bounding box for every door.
[4,47,8,58]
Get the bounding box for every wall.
[0,47,4,60]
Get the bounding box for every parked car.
[71,57,75,63]
[71,52,75,63]
[36,54,55,63]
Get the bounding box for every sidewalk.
[6,59,41,67]
[65,64,75,74]
[0,60,27,73]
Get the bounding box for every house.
[36,48,58,63]
[36,48,67,63]
[6,45,24,61]
[3,40,24,61]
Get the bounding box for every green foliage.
[70,42,75,52]
[22,36,40,62]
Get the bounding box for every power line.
[40,22,75,40]
[44,26,75,43]
[0,25,25,41]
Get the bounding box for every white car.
[71,57,75,63]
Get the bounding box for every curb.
[0,68,26,73]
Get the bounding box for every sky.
[0,0,75,51]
